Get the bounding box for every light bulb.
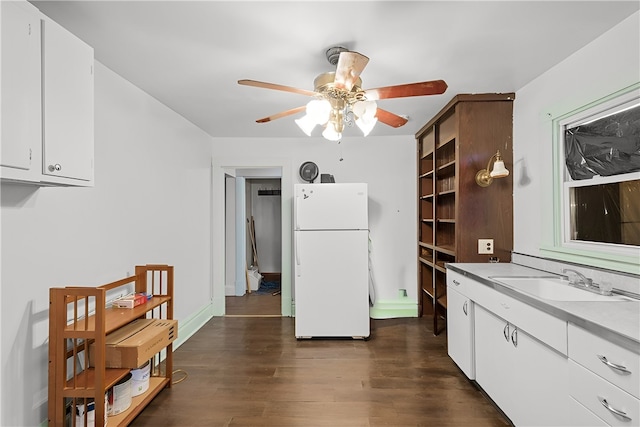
[322,123,342,141]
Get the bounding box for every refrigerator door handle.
[295,232,301,276]
[295,195,300,230]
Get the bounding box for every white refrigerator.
[294,183,370,339]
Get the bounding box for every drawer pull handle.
[511,327,518,348]
[598,355,632,374]
[503,323,510,342]
[463,300,468,316]
[599,396,632,421]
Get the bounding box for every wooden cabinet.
[1,1,94,186]
[475,305,569,427]
[48,265,174,427]
[416,93,515,334]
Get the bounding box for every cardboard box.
[112,294,147,309]
[90,319,177,368]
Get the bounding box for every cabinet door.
[42,18,94,183]
[1,1,40,176]
[447,285,475,379]
[475,305,569,426]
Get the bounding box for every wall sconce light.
[475,150,509,187]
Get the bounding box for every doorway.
[224,169,283,316]
[212,158,292,318]
[225,176,282,317]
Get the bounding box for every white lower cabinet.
[474,305,569,426]
[447,284,475,379]
[568,323,640,426]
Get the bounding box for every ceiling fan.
[238,46,448,141]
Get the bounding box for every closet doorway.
[225,169,282,317]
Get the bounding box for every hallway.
[130,316,510,426]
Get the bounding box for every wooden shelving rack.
[48,265,174,426]
[416,94,514,335]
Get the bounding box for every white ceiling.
[30,1,640,140]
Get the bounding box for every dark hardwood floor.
[130,300,510,426]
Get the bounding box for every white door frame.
[212,156,292,316]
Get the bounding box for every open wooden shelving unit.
[416,94,515,335]
[48,265,174,426]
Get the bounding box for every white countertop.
[447,263,640,352]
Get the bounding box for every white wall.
[0,62,213,426]
[211,135,417,315]
[513,12,640,274]
[249,178,281,274]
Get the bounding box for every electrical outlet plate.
[478,239,494,254]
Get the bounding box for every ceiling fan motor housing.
[325,46,349,65]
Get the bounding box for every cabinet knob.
[48,164,62,172]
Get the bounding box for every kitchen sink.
[489,277,631,302]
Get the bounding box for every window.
[546,85,640,273]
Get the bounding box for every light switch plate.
[478,239,494,254]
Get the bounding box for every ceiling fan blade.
[334,51,369,91]
[366,80,448,100]
[376,108,408,128]
[256,106,306,123]
[238,79,318,97]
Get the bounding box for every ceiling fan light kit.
[238,46,448,141]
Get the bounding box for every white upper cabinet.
[1,1,41,179]
[1,1,94,186]
[41,17,94,184]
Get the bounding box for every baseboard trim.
[369,298,419,319]
[174,303,215,349]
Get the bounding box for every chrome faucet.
[562,268,593,288]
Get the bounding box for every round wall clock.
[299,161,319,183]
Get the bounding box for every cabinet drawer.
[447,270,471,296]
[567,396,609,427]
[569,360,640,426]
[569,323,640,399]
[470,279,567,354]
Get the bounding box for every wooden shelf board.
[64,367,130,392]
[437,295,448,309]
[437,190,456,196]
[421,288,435,299]
[418,241,434,249]
[436,137,455,150]
[106,377,170,426]
[418,257,434,267]
[436,218,456,223]
[63,296,171,335]
[419,171,434,178]
[434,264,447,273]
[436,161,456,174]
[421,218,434,223]
[420,194,434,200]
[421,149,434,159]
[435,245,456,256]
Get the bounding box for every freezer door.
[294,229,370,338]
[294,183,368,230]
